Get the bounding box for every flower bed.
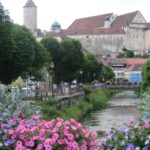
[100,118,150,150]
[0,115,99,150]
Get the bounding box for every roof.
[65,11,139,35]
[46,30,67,38]
[125,58,148,72]
[66,13,115,35]
[126,58,148,64]
[24,0,37,8]
[108,58,126,65]
[111,11,138,29]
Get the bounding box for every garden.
[0,84,150,150]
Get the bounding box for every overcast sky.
[1,0,150,30]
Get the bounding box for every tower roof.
[24,0,37,8]
[51,21,61,30]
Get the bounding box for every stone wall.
[24,7,37,35]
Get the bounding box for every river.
[83,91,140,134]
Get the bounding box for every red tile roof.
[125,58,148,72]
[111,11,138,29]
[65,11,139,35]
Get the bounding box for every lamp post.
[51,62,54,99]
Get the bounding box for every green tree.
[80,53,102,83]
[41,37,61,82]
[122,47,134,58]
[142,60,150,90]
[102,65,115,81]
[60,39,84,82]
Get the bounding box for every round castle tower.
[23,0,37,36]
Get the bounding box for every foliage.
[37,89,111,121]
[83,84,92,96]
[42,38,84,83]
[140,93,150,118]
[122,47,134,58]
[0,84,40,122]
[101,65,115,81]
[142,60,150,91]
[60,39,84,82]
[0,2,48,84]
[80,53,103,83]
[100,118,150,149]
[0,115,99,150]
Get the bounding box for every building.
[23,0,150,56]
[64,11,150,56]
[23,0,37,36]
[106,58,148,82]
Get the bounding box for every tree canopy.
[0,2,48,84]
[142,60,150,90]
[41,38,84,83]
[79,53,103,83]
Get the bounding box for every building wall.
[68,34,125,55]
[129,71,142,83]
[67,12,147,55]
[24,7,37,35]
[123,27,145,54]
[145,29,150,51]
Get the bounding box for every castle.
[24,0,150,56]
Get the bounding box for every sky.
[1,0,150,31]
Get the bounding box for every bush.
[140,93,150,117]
[0,115,99,150]
[100,118,150,149]
[0,84,40,122]
[83,84,92,95]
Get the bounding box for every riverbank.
[34,88,112,121]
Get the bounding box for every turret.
[23,0,37,36]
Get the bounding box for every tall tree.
[60,39,84,82]
[80,53,103,83]
[142,60,150,90]
[101,65,115,81]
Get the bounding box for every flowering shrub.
[0,115,99,150]
[100,118,150,150]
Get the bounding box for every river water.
[83,91,140,133]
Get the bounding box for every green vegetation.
[0,2,48,84]
[117,47,134,58]
[41,38,84,83]
[142,60,150,91]
[34,88,112,121]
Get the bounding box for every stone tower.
[23,0,37,36]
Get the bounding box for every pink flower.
[67,133,74,141]
[57,139,64,145]
[8,129,14,135]
[29,140,34,147]
[37,144,43,150]
[144,123,150,128]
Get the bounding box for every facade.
[23,0,37,36]
[64,11,150,55]
[106,58,147,82]
[23,1,150,57]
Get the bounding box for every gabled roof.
[66,13,113,35]
[111,11,139,29]
[24,0,37,8]
[65,11,140,35]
